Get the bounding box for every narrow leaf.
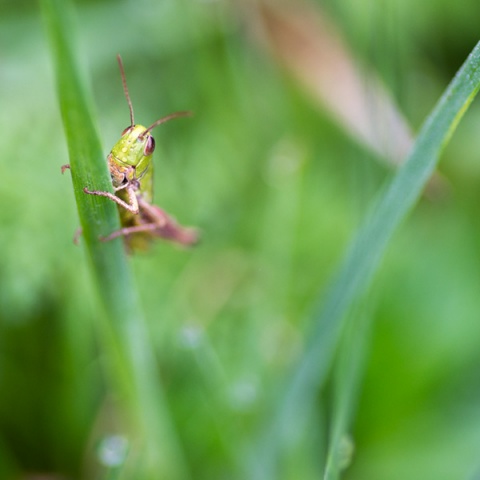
[41,0,189,477]
[251,41,480,479]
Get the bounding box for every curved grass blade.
[250,41,480,479]
[40,0,189,478]
[323,305,374,480]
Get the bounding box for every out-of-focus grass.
[248,37,480,480]
[2,0,480,479]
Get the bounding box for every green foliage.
[248,41,480,480]
[40,0,190,477]
[2,1,480,479]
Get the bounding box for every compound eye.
[121,126,134,136]
[144,135,155,156]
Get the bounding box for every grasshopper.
[64,55,198,250]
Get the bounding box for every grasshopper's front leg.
[62,164,139,214]
[83,184,139,214]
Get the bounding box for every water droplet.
[98,435,129,467]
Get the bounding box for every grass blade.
[251,41,480,478]
[41,0,188,477]
[323,306,373,480]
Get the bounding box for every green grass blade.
[40,0,188,478]
[323,306,373,480]
[251,41,480,478]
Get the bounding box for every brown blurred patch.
[250,0,413,164]
[242,0,448,198]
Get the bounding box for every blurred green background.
[2,0,480,478]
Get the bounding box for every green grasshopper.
[64,55,198,250]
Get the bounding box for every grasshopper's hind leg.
[101,223,163,242]
[101,200,198,246]
[101,221,198,246]
[100,199,168,242]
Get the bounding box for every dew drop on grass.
[98,434,129,467]
[336,434,355,471]
[179,324,204,349]
[227,377,259,411]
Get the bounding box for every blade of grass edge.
[323,304,375,480]
[40,0,189,478]
[249,41,480,479]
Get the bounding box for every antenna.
[117,54,135,126]
[143,111,192,136]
